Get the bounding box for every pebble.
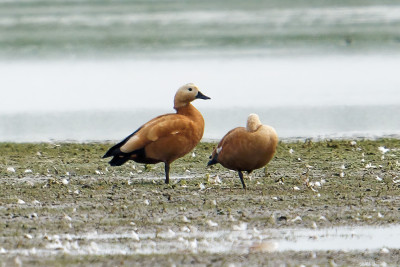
[189,238,198,250]
[319,216,327,221]
[249,241,278,253]
[380,247,390,254]
[199,183,206,190]
[131,231,140,241]
[24,234,33,239]
[182,216,190,223]
[207,220,218,227]
[232,222,247,231]
[165,229,176,238]
[181,226,191,232]
[291,216,302,222]
[378,146,390,154]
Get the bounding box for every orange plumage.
[103,83,210,184]
[208,114,278,189]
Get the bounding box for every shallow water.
[3,225,400,257]
[1,57,399,142]
[1,1,400,142]
[2,105,400,142]
[1,0,400,58]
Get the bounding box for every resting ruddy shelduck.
[207,114,278,189]
[103,83,210,184]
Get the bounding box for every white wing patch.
[171,131,180,135]
[217,146,222,154]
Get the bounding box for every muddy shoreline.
[1,139,400,266]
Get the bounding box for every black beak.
[207,154,218,166]
[196,91,211,100]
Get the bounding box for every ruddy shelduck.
[207,114,278,189]
[103,83,210,184]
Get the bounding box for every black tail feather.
[103,140,129,158]
[103,148,116,158]
[103,126,143,159]
[108,155,130,166]
[105,147,149,166]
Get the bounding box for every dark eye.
[188,88,192,91]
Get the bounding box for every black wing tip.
[108,160,120,166]
[108,155,130,166]
[102,127,142,159]
[102,149,115,159]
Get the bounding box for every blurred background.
[1,0,400,141]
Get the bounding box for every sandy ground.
[1,139,400,266]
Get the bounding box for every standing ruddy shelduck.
[103,83,210,184]
[207,114,278,189]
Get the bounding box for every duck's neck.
[176,103,200,118]
[176,103,205,136]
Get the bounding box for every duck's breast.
[251,125,278,168]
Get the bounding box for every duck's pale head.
[174,83,210,109]
[246,113,262,132]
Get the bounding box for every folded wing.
[103,113,195,165]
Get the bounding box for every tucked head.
[246,113,262,132]
[174,83,210,109]
[207,146,220,166]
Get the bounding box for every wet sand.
[1,139,400,266]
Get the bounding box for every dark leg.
[238,171,246,189]
[164,162,170,184]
